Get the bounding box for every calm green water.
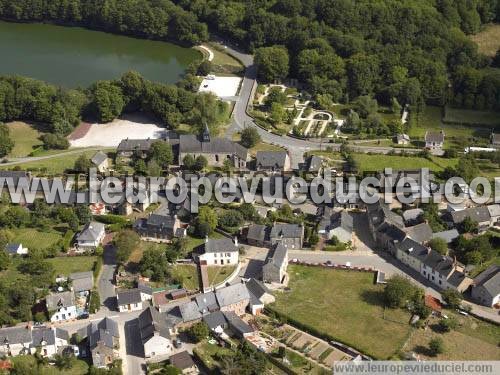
[0,21,200,87]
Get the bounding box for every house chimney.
[234,237,238,247]
[205,235,209,243]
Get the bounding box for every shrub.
[428,337,444,356]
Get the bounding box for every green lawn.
[443,106,500,127]
[194,340,235,372]
[11,355,89,375]
[7,121,43,157]
[47,256,97,276]
[11,228,62,252]
[470,23,500,56]
[271,266,412,359]
[353,153,458,173]
[207,265,236,286]
[172,264,200,291]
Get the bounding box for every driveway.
[98,236,118,312]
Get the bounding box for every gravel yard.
[198,75,242,98]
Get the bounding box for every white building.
[76,221,106,252]
[30,327,69,358]
[116,289,143,312]
[5,243,28,255]
[194,238,239,266]
[424,130,444,149]
[139,307,173,358]
[0,325,32,356]
[91,151,109,173]
[46,291,77,322]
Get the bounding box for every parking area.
[198,76,242,98]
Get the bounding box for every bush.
[438,316,458,333]
[89,289,100,314]
[441,289,463,309]
[428,337,444,356]
[188,322,210,342]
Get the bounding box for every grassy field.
[11,355,89,375]
[470,23,500,56]
[207,265,236,286]
[6,121,43,157]
[207,42,244,68]
[47,256,97,276]
[406,313,500,360]
[353,153,458,173]
[11,228,62,251]
[194,340,236,372]
[0,150,101,174]
[172,264,200,291]
[443,106,500,127]
[271,265,412,359]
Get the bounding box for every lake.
[0,21,201,87]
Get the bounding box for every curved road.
[222,44,421,167]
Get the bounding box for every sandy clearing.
[69,119,166,148]
[198,76,242,98]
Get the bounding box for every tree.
[428,337,444,356]
[240,127,261,148]
[197,206,217,233]
[219,210,244,230]
[74,154,92,173]
[461,216,478,233]
[88,289,100,314]
[269,103,285,124]
[0,123,14,157]
[441,289,463,309]
[139,247,170,281]
[41,133,69,150]
[75,205,92,224]
[149,141,173,169]
[54,352,76,370]
[438,316,458,332]
[17,256,55,288]
[384,275,418,308]
[354,95,378,118]
[90,81,125,123]
[429,238,448,255]
[195,221,211,237]
[0,230,11,270]
[182,154,195,170]
[188,322,209,342]
[390,97,402,114]
[114,230,140,263]
[239,203,258,221]
[254,46,289,82]
[194,155,208,171]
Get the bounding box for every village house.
[179,126,248,169]
[245,224,269,247]
[69,271,94,296]
[404,222,433,244]
[91,151,109,173]
[0,325,32,356]
[245,278,275,315]
[203,311,228,335]
[193,237,239,266]
[169,351,199,374]
[402,208,424,226]
[450,206,491,232]
[79,317,120,368]
[134,204,185,241]
[75,221,106,252]
[223,311,255,339]
[215,282,250,316]
[4,243,28,256]
[179,301,203,325]
[424,130,445,149]
[139,307,173,358]
[420,251,472,292]
[255,151,290,172]
[116,289,143,312]
[487,204,500,226]
[302,155,323,176]
[262,243,288,284]
[395,237,429,273]
[195,291,219,315]
[431,229,460,244]
[366,200,406,254]
[270,223,304,249]
[46,291,77,322]
[396,133,410,145]
[116,138,155,160]
[318,209,353,243]
[30,327,69,358]
[471,266,500,308]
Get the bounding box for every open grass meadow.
[470,23,500,56]
[47,255,97,276]
[6,121,44,157]
[443,106,500,127]
[10,228,62,251]
[271,265,412,359]
[353,153,458,173]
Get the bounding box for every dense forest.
[174,0,500,111]
[0,0,499,113]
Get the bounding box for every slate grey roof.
[116,288,142,306]
[31,327,56,346]
[397,237,429,262]
[451,206,491,224]
[402,208,423,222]
[431,229,459,244]
[245,278,270,301]
[55,328,70,341]
[367,200,404,229]
[256,151,288,169]
[170,350,196,370]
[0,326,32,345]
[264,243,287,270]
[223,311,254,335]
[203,311,227,330]
[69,271,94,292]
[195,292,219,314]
[404,223,433,244]
[77,221,105,242]
[378,222,406,242]
[46,291,75,310]
[138,307,170,343]
[179,301,202,322]
[447,269,469,288]
[487,204,500,218]
[270,224,303,239]
[85,317,119,350]
[138,280,153,296]
[473,266,500,298]
[332,211,353,233]
[246,224,268,243]
[5,243,22,254]
[203,238,238,254]
[216,283,250,307]
[91,151,108,166]
[179,134,248,159]
[425,131,444,143]
[117,138,155,152]
[422,251,455,277]
[306,155,323,172]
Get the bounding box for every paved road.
[1,147,105,167]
